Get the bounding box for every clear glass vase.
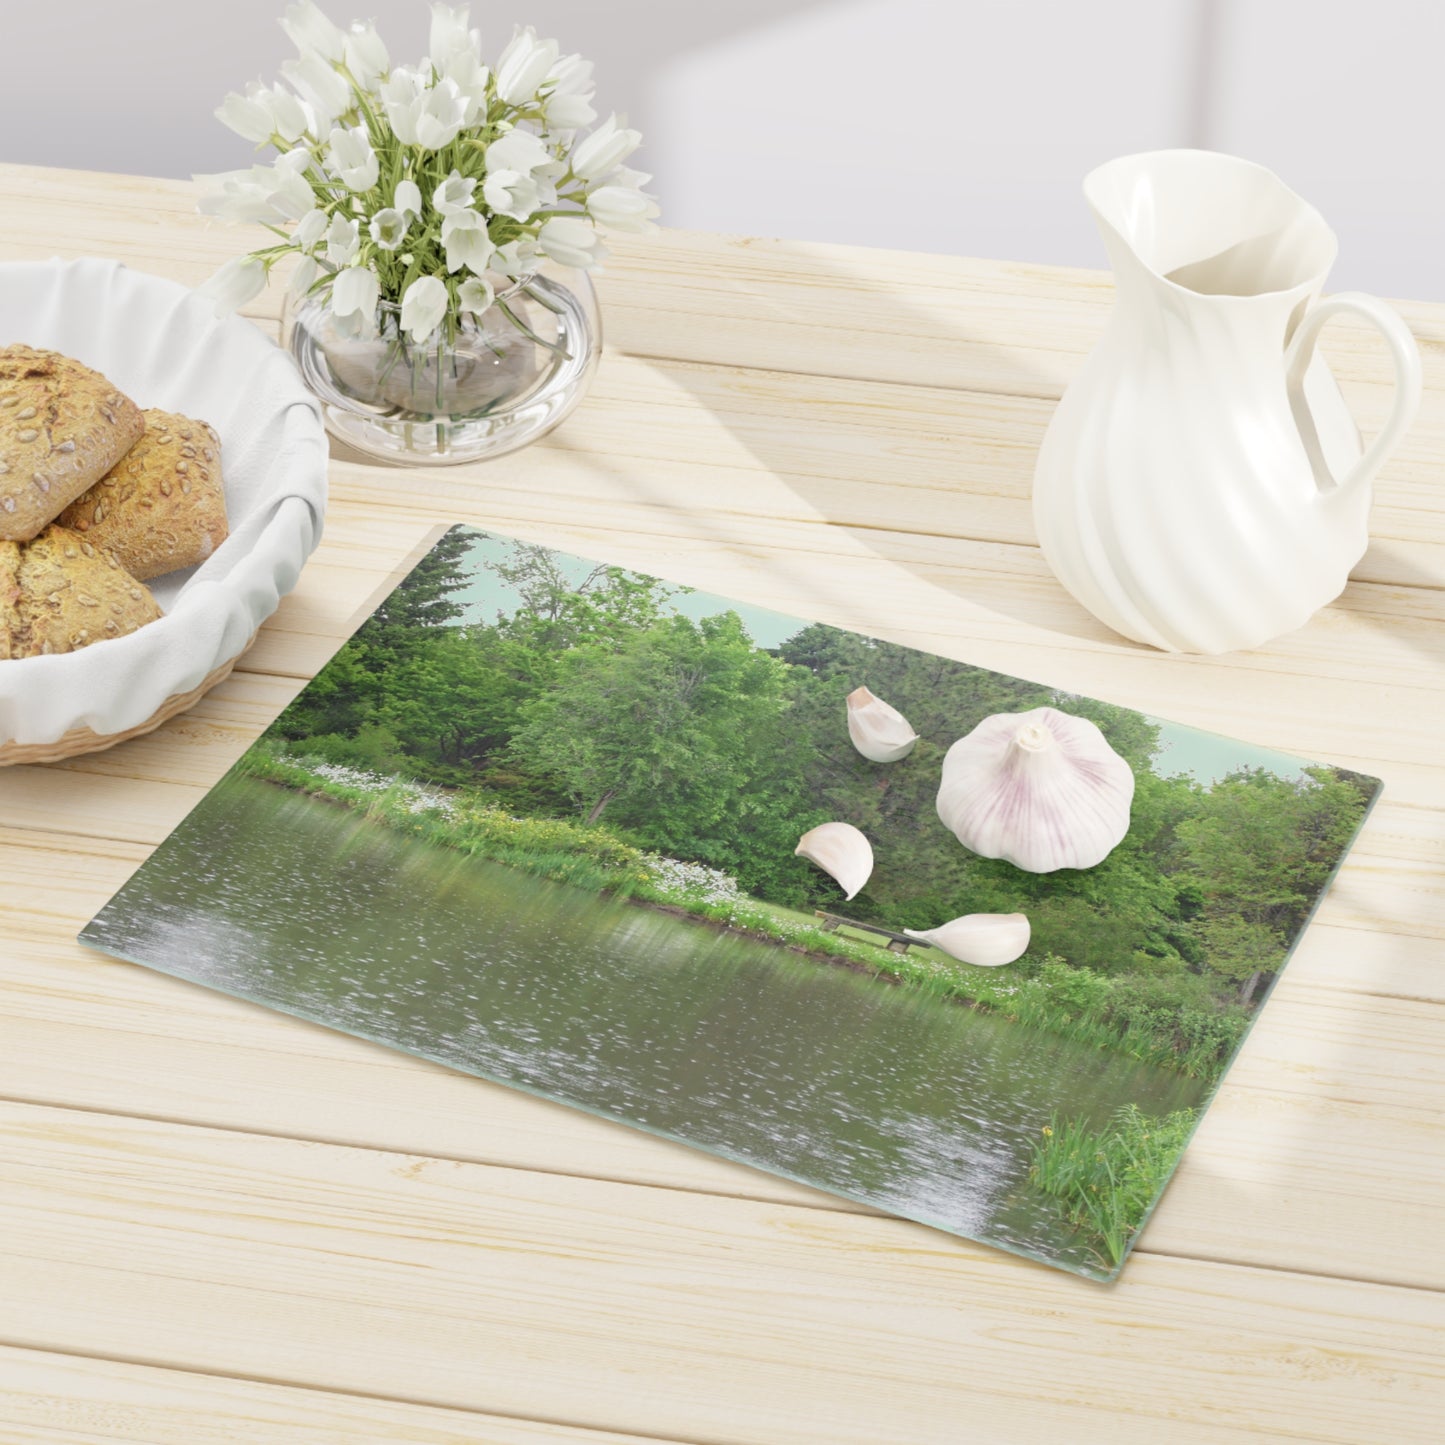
[283,263,601,465]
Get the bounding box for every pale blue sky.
[453,530,1313,788]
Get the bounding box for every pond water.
[82,775,1206,1279]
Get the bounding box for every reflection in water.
[83,775,1205,1278]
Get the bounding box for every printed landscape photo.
[82,526,1381,1279]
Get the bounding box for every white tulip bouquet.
[196,0,657,354]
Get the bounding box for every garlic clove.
[904,912,1030,967]
[846,685,920,763]
[936,705,1134,873]
[795,821,874,900]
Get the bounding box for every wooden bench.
[813,910,917,954]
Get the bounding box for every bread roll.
[0,524,161,659]
[57,409,228,580]
[0,345,145,543]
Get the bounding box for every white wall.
[2,0,1439,297]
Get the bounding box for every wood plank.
[3,1101,1443,1445]
[1,161,1441,405]
[0,1344,669,1445]
[4,162,1442,587]
[1,829,1444,1290]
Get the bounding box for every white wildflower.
[328,124,379,191]
[544,53,596,132]
[399,274,449,341]
[280,0,345,61]
[586,184,659,233]
[571,113,642,182]
[281,51,351,123]
[458,274,495,315]
[288,253,320,299]
[431,169,476,216]
[196,255,267,316]
[331,263,380,336]
[413,77,469,150]
[441,209,495,274]
[369,207,409,250]
[538,214,602,268]
[494,26,559,105]
[324,212,360,264]
[294,206,329,251]
[343,20,389,87]
[216,83,309,144]
[394,178,422,218]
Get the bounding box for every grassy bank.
[1029,1104,1199,1268]
[235,744,1246,1079]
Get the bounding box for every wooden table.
[1,163,1442,1444]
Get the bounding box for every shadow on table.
[599,233,1135,652]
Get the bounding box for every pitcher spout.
[1084,149,1337,307]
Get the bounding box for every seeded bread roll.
[57,409,228,580]
[0,524,161,659]
[0,345,145,543]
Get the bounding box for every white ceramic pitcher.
[1033,149,1422,654]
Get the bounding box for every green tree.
[508,611,800,843]
[1178,766,1371,1002]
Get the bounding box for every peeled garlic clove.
[795,821,874,900]
[846,686,920,763]
[936,705,1134,873]
[904,912,1030,967]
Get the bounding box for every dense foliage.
[272,528,1376,1074]
[1030,1104,1201,1269]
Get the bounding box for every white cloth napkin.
[0,257,328,746]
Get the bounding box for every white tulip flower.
[380,67,426,144]
[325,213,360,265]
[343,21,389,88]
[280,0,345,61]
[605,164,651,192]
[288,253,320,299]
[483,169,551,222]
[571,113,642,182]
[328,125,379,192]
[332,262,380,328]
[215,90,276,144]
[485,128,552,177]
[196,152,313,223]
[294,206,329,251]
[538,215,602,268]
[494,26,559,105]
[458,274,495,315]
[491,236,540,277]
[195,167,275,224]
[429,3,478,70]
[400,274,449,342]
[369,207,409,250]
[544,54,596,132]
[413,77,469,150]
[261,85,312,142]
[586,184,660,233]
[431,170,476,216]
[443,51,490,123]
[282,51,351,123]
[441,210,495,274]
[197,255,267,317]
[394,179,422,218]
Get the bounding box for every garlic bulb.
[846,686,919,763]
[936,706,1134,872]
[905,912,1030,967]
[795,821,873,900]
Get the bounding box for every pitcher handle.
[1285,291,1422,497]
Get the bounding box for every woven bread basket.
[0,636,255,766]
[0,259,328,763]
